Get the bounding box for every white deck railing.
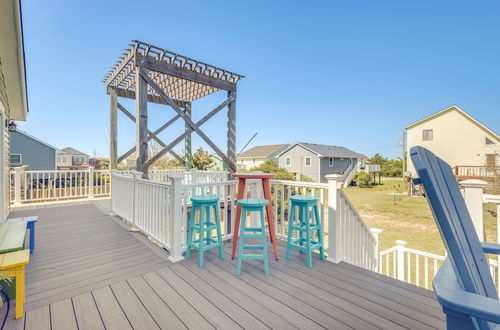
[109,171,382,270]
[10,167,111,204]
[149,169,228,184]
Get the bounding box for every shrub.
[353,172,373,188]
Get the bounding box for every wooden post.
[227,90,237,174]
[169,173,185,262]
[135,67,148,175]
[462,179,488,241]
[185,102,192,170]
[13,167,24,205]
[109,88,118,169]
[370,228,383,272]
[326,174,342,263]
[88,166,94,199]
[396,240,407,281]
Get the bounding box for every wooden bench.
[0,249,29,319]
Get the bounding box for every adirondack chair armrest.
[436,287,500,324]
[481,242,500,255]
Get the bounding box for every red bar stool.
[231,172,279,260]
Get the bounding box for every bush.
[249,161,295,180]
[353,172,373,188]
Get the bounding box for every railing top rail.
[19,169,96,174]
[379,246,398,255]
[403,247,446,260]
[484,194,500,204]
[182,180,238,189]
[270,179,328,189]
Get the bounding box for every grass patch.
[344,178,497,255]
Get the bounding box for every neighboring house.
[237,144,289,170]
[61,147,89,169]
[10,130,56,170]
[276,142,367,183]
[209,153,228,171]
[404,105,500,179]
[89,158,102,169]
[125,156,136,170]
[56,151,72,169]
[0,0,28,217]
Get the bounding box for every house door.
[486,154,496,173]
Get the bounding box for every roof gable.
[62,147,88,156]
[13,130,56,151]
[405,105,499,142]
[277,142,367,159]
[238,144,289,158]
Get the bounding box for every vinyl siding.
[0,65,9,217]
[10,131,56,170]
[319,157,354,183]
[278,145,319,181]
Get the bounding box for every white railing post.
[169,173,185,262]
[396,240,407,281]
[13,167,24,205]
[462,179,488,241]
[370,228,383,272]
[130,171,143,231]
[110,169,117,216]
[88,166,94,199]
[326,174,342,263]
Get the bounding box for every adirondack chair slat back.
[410,146,497,299]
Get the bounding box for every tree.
[192,147,214,170]
[249,161,295,180]
[368,153,403,177]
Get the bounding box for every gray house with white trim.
[10,130,57,170]
[276,142,367,183]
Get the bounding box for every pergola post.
[109,88,118,169]
[227,89,237,173]
[185,102,192,169]
[135,67,148,174]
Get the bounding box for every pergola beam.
[108,86,187,108]
[135,54,236,92]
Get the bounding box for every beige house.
[404,105,499,178]
[0,0,28,218]
[236,144,288,170]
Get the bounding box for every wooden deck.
[5,202,444,329]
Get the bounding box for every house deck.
[6,202,444,329]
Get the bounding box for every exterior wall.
[71,154,89,165]
[278,145,320,181]
[237,157,266,171]
[57,153,72,168]
[10,131,56,170]
[319,157,354,183]
[406,110,500,177]
[0,64,9,217]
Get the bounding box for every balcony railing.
[453,165,499,178]
[110,171,383,270]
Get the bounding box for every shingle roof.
[61,147,88,156]
[238,144,289,158]
[278,142,367,159]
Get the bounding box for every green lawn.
[344,178,497,255]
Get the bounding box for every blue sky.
[19,0,500,159]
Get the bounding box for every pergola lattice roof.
[103,40,244,102]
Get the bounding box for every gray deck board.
[4,202,445,329]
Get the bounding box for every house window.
[422,129,433,141]
[486,137,495,145]
[285,157,291,166]
[329,157,334,167]
[10,154,21,166]
[305,157,311,167]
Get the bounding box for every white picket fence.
[10,167,111,204]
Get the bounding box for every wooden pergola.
[103,40,243,173]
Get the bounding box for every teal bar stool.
[236,198,270,276]
[285,195,325,268]
[186,195,224,267]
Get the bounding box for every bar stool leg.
[186,205,196,260]
[236,207,246,276]
[214,203,224,259]
[314,204,325,260]
[198,206,205,267]
[306,206,313,268]
[285,203,295,260]
[260,208,269,275]
[299,206,306,254]
[205,205,211,246]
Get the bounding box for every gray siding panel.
[10,131,56,170]
[278,145,320,181]
[319,158,354,183]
